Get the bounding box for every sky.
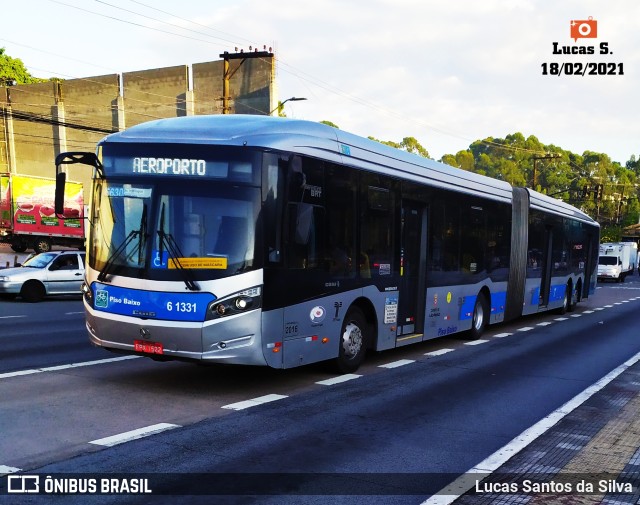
[2,0,639,164]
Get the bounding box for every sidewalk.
[0,244,30,269]
[453,356,640,504]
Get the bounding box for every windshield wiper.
[97,204,148,283]
[158,203,199,291]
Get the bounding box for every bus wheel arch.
[469,288,490,340]
[333,299,375,374]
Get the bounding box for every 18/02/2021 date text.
[541,62,624,76]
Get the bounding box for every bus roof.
[103,115,512,202]
[100,115,597,225]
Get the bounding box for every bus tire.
[567,280,577,312]
[469,293,489,340]
[334,307,369,374]
[557,281,573,314]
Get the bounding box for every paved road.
[2,279,640,504]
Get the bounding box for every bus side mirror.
[55,171,67,217]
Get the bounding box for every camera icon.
[570,17,597,42]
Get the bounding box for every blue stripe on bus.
[91,282,216,321]
[459,291,507,321]
[531,283,566,306]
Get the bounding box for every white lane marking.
[65,311,85,315]
[378,359,415,369]
[492,333,512,338]
[0,315,26,320]
[570,314,582,318]
[517,327,534,332]
[464,339,489,346]
[554,317,569,321]
[594,307,605,311]
[421,350,640,505]
[316,374,361,386]
[582,310,594,314]
[425,349,455,357]
[222,394,288,411]
[89,423,180,447]
[537,322,553,327]
[0,355,141,380]
[0,465,21,474]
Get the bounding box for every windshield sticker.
[168,257,228,270]
[151,251,228,270]
[92,282,215,321]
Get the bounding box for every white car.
[0,251,85,302]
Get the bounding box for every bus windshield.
[89,148,262,282]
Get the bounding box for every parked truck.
[0,173,85,253]
[597,242,637,282]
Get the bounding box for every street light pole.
[270,97,307,116]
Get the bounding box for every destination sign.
[133,157,207,176]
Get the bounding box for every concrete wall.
[0,54,275,190]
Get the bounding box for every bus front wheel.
[334,307,369,374]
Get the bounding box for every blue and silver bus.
[54,115,599,373]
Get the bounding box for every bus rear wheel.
[334,307,369,374]
[469,293,489,340]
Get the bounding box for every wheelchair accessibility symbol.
[152,250,169,269]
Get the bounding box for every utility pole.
[219,49,273,114]
[531,153,562,189]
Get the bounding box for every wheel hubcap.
[342,322,363,358]
[473,303,484,332]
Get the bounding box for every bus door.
[397,202,428,342]
[539,227,553,307]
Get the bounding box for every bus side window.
[286,203,324,269]
[360,181,396,277]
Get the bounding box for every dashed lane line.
[464,339,489,346]
[378,359,416,369]
[0,355,141,380]
[0,465,21,475]
[316,374,362,386]
[221,394,288,411]
[425,349,455,357]
[89,423,181,447]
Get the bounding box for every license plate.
[134,339,164,355]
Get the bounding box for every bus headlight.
[207,286,261,320]
[81,281,93,304]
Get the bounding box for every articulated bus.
[54,115,599,373]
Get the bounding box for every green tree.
[368,135,430,158]
[0,48,45,84]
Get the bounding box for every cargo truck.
[597,242,636,282]
[0,173,85,253]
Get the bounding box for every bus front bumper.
[85,306,270,366]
